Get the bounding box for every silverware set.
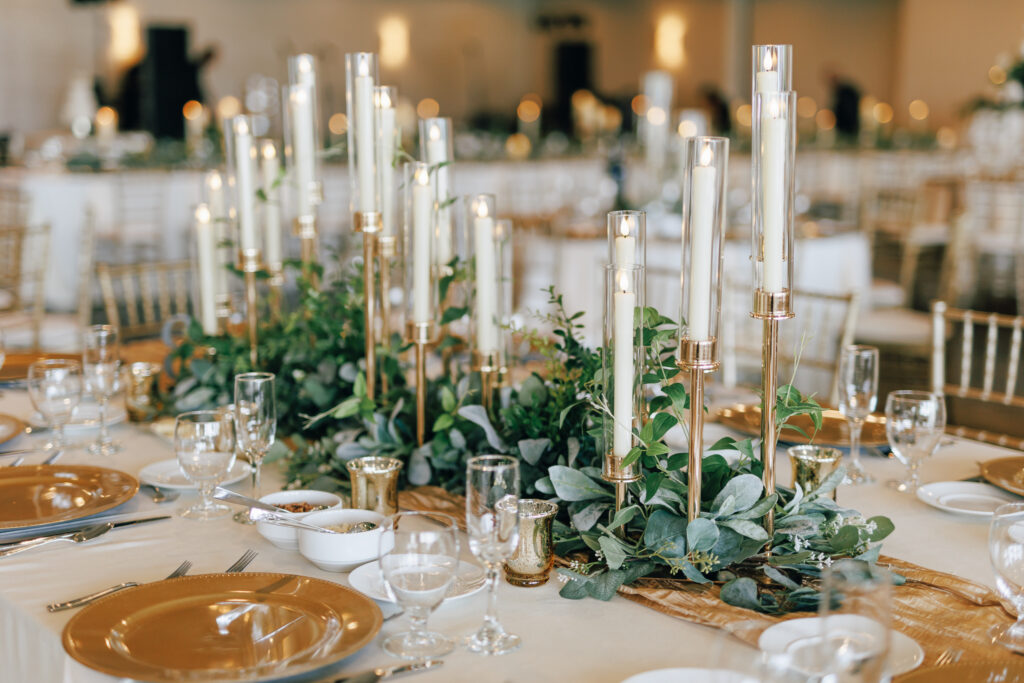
[47,549,258,612]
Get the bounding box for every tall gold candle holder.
[378,234,397,394]
[751,54,796,542]
[285,52,324,288]
[406,321,436,446]
[354,211,382,400]
[292,212,320,284]
[215,294,232,335]
[240,248,262,367]
[467,194,507,420]
[268,266,284,318]
[678,136,728,523]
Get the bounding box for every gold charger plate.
[980,457,1024,498]
[897,662,1024,682]
[0,465,138,530]
[0,352,80,381]
[716,403,889,447]
[63,573,383,683]
[0,413,26,447]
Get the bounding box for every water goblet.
[989,502,1024,653]
[83,325,122,455]
[818,559,892,683]
[837,345,879,485]
[27,359,82,450]
[884,390,945,493]
[174,409,236,520]
[233,372,276,524]
[380,511,460,660]
[465,454,521,655]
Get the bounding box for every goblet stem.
[53,422,66,449]
[483,565,503,637]
[849,420,863,467]
[407,606,430,646]
[250,450,263,499]
[198,480,215,511]
[97,398,108,447]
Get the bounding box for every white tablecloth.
[0,387,1006,683]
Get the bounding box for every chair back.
[0,223,51,349]
[96,260,192,340]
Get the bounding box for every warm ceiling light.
[108,3,142,66]
[328,112,348,136]
[654,13,685,69]
[216,96,241,121]
[735,104,752,128]
[937,126,958,149]
[182,100,203,121]
[796,96,817,119]
[646,106,667,126]
[95,106,117,125]
[816,108,836,131]
[521,93,543,106]
[989,65,1007,85]
[873,102,894,124]
[572,89,595,109]
[505,133,531,160]
[677,119,697,137]
[631,94,649,116]
[908,99,929,121]
[517,100,541,123]
[416,98,440,119]
[378,16,409,69]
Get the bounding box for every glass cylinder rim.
[467,454,518,470]
[787,444,842,458]
[30,358,82,370]
[604,263,643,273]
[346,455,403,472]
[235,372,275,381]
[518,499,559,518]
[993,502,1024,517]
[886,390,942,401]
[687,134,730,146]
[607,209,645,219]
[175,409,228,423]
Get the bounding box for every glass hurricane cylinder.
[419,117,456,272]
[283,83,322,224]
[751,44,792,99]
[751,90,796,305]
[376,86,399,240]
[225,115,261,256]
[607,210,646,271]
[467,194,506,370]
[495,218,515,339]
[679,136,728,352]
[602,264,644,482]
[402,162,438,336]
[345,52,380,218]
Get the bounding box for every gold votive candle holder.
[123,362,162,423]
[504,499,558,587]
[788,445,842,500]
[346,456,403,516]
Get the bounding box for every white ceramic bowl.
[255,490,344,550]
[298,509,391,573]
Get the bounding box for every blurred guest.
[700,84,731,136]
[824,67,861,139]
[185,46,219,106]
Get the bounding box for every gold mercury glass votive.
[787,445,843,501]
[346,456,403,516]
[123,362,162,422]
[504,499,559,587]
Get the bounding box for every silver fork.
[47,560,192,612]
[225,549,258,573]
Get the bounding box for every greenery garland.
[167,263,895,613]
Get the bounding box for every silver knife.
[0,523,113,558]
[319,660,443,683]
[0,515,171,548]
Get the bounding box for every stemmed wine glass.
[83,325,121,455]
[174,409,236,520]
[989,502,1024,653]
[818,559,892,682]
[465,454,521,655]
[27,359,82,450]
[884,390,945,492]
[233,372,276,524]
[380,511,460,660]
[837,345,879,485]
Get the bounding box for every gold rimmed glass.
[233,372,276,524]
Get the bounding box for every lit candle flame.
[377,88,393,109]
[195,204,211,223]
[618,214,633,238]
[617,269,631,293]
[762,49,774,73]
[699,143,713,166]
[429,123,441,141]
[234,117,249,135]
[358,55,370,77]
[261,140,276,160]
[475,198,489,218]
[207,172,222,190]
[414,165,430,186]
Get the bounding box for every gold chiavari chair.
[0,223,51,350]
[931,301,1024,449]
[96,261,193,340]
[0,186,30,226]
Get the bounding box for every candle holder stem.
[688,367,705,523]
[355,212,382,401]
[614,483,628,537]
[378,236,397,396]
[472,351,501,420]
[268,269,284,320]
[241,249,262,368]
[415,341,427,446]
[760,316,779,542]
[215,294,232,335]
[294,215,319,290]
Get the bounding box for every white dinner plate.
[348,560,486,603]
[758,616,924,676]
[621,668,753,683]
[916,481,1020,517]
[138,458,251,490]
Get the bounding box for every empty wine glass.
[233,372,276,524]
[989,502,1024,653]
[27,359,82,450]
[885,390,945,493]
[380,511,459,660]
[837,345,879,485]
[175,409,236,520]
[83,325,121,455]
[818,559,892,683]
[465,454,521,655]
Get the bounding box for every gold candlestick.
[752,288,793,542]
[355,211,382,400]
[378,235,397,395]
[240,248,263,367]
[268,265,284,319]
[406,320,435,447]
[214,293,232,335]
[472,350,502,419]
[678,338,719,523]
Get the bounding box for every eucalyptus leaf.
[567,437,580,466]
[457,405,507,451]
[712,474,763,513]
[518,438,551,466]
[686,517,719,553]
[720,577,762,611]
[720,519,770,542]
[644,509,688,558]
[571,501,610,531]
[598,535,628,570]
[550,466,613,502]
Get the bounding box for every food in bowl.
[276,501,330,514]
[299,509,391,572]
[255,490,344,550]
[325,521,378,533]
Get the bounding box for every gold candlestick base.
[471,350,503,419]
[406,321,436,447]
[240,248,262,368]
[268,265,284,319]
[293,214,319,289]
[214,293,232,336]
[678,337,719,523]
[355,211,382,401]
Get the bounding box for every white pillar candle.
[425,123,452,266]
[378,92,397,237]
[290,87,316,219]
[473,202,499,353]
[614,216,636,267]
[261,140,282,267]
[205,171,230,298]
[756,50,781,94]
[762,105,787,292]
[613,272,635,458]
[232,119,258,253]
[95,107,117,146]
[355,65,376,213]
[687,146,716,341]
[194,204,218,335]
[412,167,433,323]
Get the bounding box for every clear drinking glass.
[837,345,879,485]
[989,502,1024,653]
[27,359,83,450]
[233,372,276,524]
[818,559,892,683]
[380,511,460,660]
[465,454,521,655]
[83,325,122,455]
[884,390,945,492]
[174,409,236,520]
